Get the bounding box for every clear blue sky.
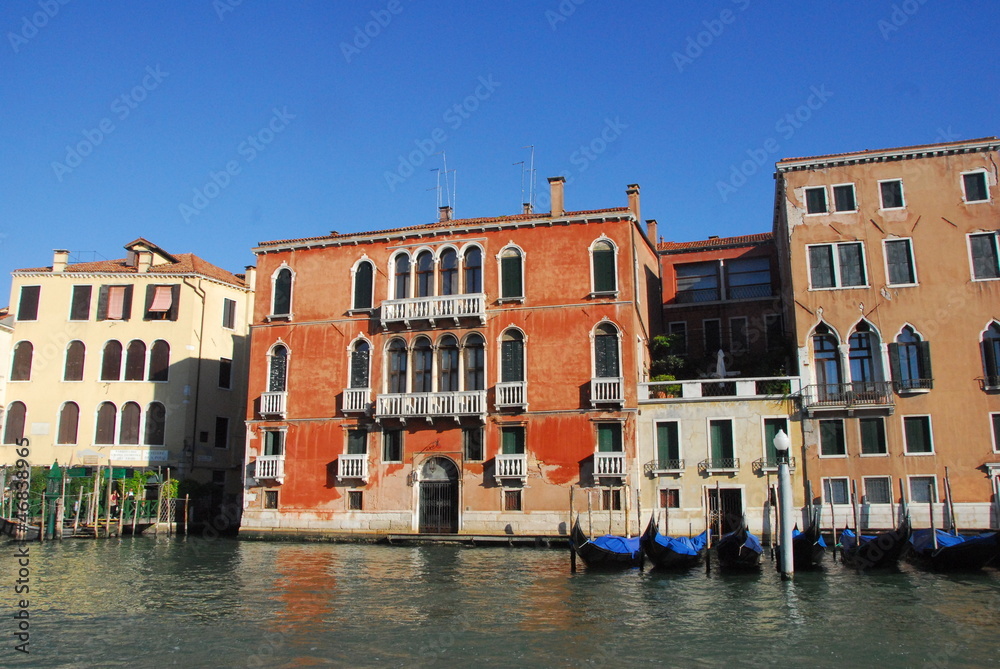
[2,0,997,302]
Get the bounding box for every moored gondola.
[640,516,708,570]
[571,518,643,569]
[906,529,1000,571]
[840,517,911,570]
[715,524,762,571]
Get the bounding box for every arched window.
[352,260,374,310]
[388,339,407,393]
[592,239,617,293]
[269,345,288,392]
[412,337,433,393]
[464,247,482,294]
[438,335,459,392]
[64,341,85,381]
[272,267,293,317]
[95,402,117,444]
[848,322,880,384]
[416,251,434,298]
[57,402,79,444]
[439,249,459,296]
[125,340,146,381]
[464,333,486,390]
[120,402,141,444]
[145,402,166,445]
[983,322,1000,385]
[394,253,411,299]
[813,324,841,389]
[10,342,33,381]
[593,323,620,378]
[890,326,932,391]
[101,341,123,381]
[501,329,525,383]
[500,247,524,300]
[350,340,371,389]
[3,402,26,444]
[149,340,170,382]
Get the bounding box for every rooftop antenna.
[434,151,457,215]
[513,160,525,210]
[521,145,536,208]
[427,167,442,215]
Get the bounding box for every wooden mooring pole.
[569,487,576,574]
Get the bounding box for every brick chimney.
[522,202,533,215]
[52,249,69,273]
[137,251,152,273]
[439,205,453,222]
[244,265,257,291]
[627,184,640,223]
[548,176,565,217]
[645,219,658,245]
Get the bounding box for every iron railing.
[698,458,740,473]
[800,381,894,412]
[643,459,685,475]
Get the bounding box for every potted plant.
[650,374,681,398]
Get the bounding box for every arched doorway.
[419,457,459,534]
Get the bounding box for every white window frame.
[862,475,893,505]
[653,419,683,466]
[588,236,619,297]
[760,416,789,460]
[878,178,906,210]
[269,263,295,320]
[706,416,736,463]
[857,416,888,458]
[349,256,376,312]
[968,232,1000,282]
[806,241,869,290]
[803,186,828,215]
[817,418,847,459]
[960,169,991,204]
[908,475,938,503]
[882,237,918,287]
[831,182,858,213]
[821,476,851,505]
[496,243,526,303]
[902,414,935,456]
[990,412,1000,453]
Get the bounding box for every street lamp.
[773,429,794,580]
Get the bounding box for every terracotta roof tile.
[778,136,999,165]
[658,232,772,253]
[14,253,247,288]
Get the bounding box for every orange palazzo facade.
[241,178,660,537]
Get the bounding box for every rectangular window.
[808,242,867,288]
[805,186,828,214]
[97,285,133,321]
[884,238,916,285]
[724,257,771,299]
[668,321,687,356]
[502,426,526,454]
[864,477,892,504]
[214,417,229,449]
[503,489,522,512]
[879,179,905,209]
[660,488,680,509]
[263,430,284,456]
[763,417,788,463]
[382,429,403,462]
[347,430,367,455]
[463,427,483,462]
[903,415,933,454]
[597,423,622,452]
[765,313,784,351]
[833,183,857,212]
[729,317,748,354]
[263,490,279,509]
[655,421,680,464]
[601,488,622,511]
[704,319,721,354]
[709,419,734,462]
[222,298,237,329]
[144,284,179,321]
[991,413,1000,452]
[347,490,363,510]
[909,476,937,503]
[219,358,232,390]
[675,261,720,303]
[859,417,887,455]
[822,477,850,505]
[970,233,1000,280]
[17,286,40,321]
[70,285,92,321]
[819,419,846,456]
[963,171,989,202]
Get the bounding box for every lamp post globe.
[773,429,794,580]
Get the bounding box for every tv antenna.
[432,151,457,216]
[521,145,536,209]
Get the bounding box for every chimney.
[439,205,453,222]
[52,249,69,273]
[626,184,640,224]
[645,219,658,245]
[137,251,152,273]
[548,176,565,217]
[244,266,257,291]
[522,202,533,215]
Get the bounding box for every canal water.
[1,536,998,668]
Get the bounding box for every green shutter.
[502,427,524,454]
[347,430,367,455]
[904,417,931,454]
[763,419,785,461]
[710,420,732,460]
[501,255,522,298]
[860,418,885,455]
[917,341,932,388]
[501,339,523,382]
[595,335,619,378]
[354,263,373,309]
[593,249,615,292]
[598,424,621,452]
[656,422,678,462]
[887,343,901,387]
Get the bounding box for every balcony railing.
[639,376,800,401]
[380,293,486,327]
[594,452,625,477]
[338,454,369,482]
[590,377,623,407]
[343,387,371,413]
[495,381,527,410]
[893,378,933,393]
[255,454,285,482]
[643,459,685,475]
[260,391,287,418]
[752,457,796,474]
[698,458,740,474]
[495,453,527,481]
[800,381,894,415]
[978,376,1000,391]
[376,390,486,420]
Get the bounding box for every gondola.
[0,518,40,541]
[777,523,827,571]
[906,529,1000,571]
[571,518,643,568]
[839,517,911,570]
[715,524,762,571]
[640,516,708,570]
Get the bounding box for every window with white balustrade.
[387,339,408,393]
[269,345,288,392]
[438,335,460,392]
[593,323,620,379]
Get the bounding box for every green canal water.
[1,536,998,668]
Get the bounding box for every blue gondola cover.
[652,530,709,556]
[592,534,642,556]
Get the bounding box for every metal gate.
[707,488,743,535]
[419,457,458,534]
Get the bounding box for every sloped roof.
[777,137,999,169]
[658,232,772,254]
[14,250,247,288]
